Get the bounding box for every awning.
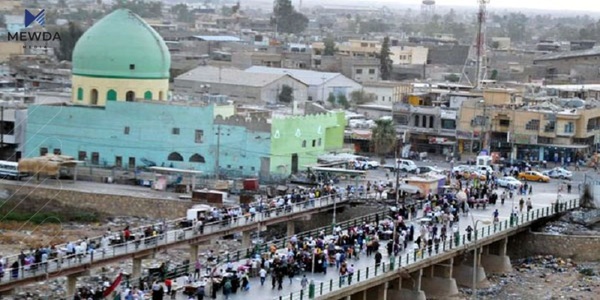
[536,144,590,149]
[398,184,420,194]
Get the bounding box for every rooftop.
[177,66,297,87]
[534,47,600,61]
[245,66,341,86]
[192,35,242,42]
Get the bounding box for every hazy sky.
[382,0,600,12]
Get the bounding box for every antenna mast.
[461,0,490,89]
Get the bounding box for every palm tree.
[371,119,397,164]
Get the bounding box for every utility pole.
[215,125,221,180]
[1,106,4,150]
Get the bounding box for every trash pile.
[466,256,600,299]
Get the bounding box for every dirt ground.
[464,257,600,300]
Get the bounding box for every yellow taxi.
[518,171,550,182]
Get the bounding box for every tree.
[171,4,195,23]
[337,94,349,109]
[350,90,375,105]
[490,70,499,80]
[371,119,397,163]
[55,22,84,61]
[272,0,308,34]
[379,36,393,80]
[323,37,336,56]
[327,93,336,106]
[112,0,163,18]
[278,85,294,103]
[444,74,460,82]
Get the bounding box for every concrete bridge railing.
[277,198,581,300]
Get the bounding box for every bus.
[0,160,28,180]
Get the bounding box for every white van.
[397,159,418,172]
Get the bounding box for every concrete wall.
[25,101,216,172]
[0,183,191,219]
[269,111,344,174]
[508,231,600,261]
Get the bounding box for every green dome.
[72,9,170,79]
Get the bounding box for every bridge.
[0,195,349,296]
[277,197,581,300]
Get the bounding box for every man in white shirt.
[259,268,267,286]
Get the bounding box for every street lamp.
[471,218,492,300]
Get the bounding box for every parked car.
[496,176,523,189]
[518,171,550,182]
[411,166,444,174]
[452,165,473,173]
[354,157,379,170]
[542,167,572,180]
[397,159,418,173]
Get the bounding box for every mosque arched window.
[107,89,117,101]
[189,154,206,163]
[159,91,164,101]
[90,89,98,105]
[126,91,135,102]
[144,91,152,100]
[77,88,83,101]
[167,152,184,161]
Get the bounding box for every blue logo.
[24,9,45,27]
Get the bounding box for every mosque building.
[25,9,344,179]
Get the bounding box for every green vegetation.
[112,0,163,18]
[323,37,337,56]
[54,22,85,61]
[0,200,102,224]
[272,0,308,34]
[372,119,397,163]
[379,36,393,80]
[350,90,375,105]
[278,85,294,103]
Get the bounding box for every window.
[167,152,183,161]
[53,148,61,155]
[429,116,434,128]
[115,156,122,168]
[144,91,152,100]
[525,119,540,130]
[91,152,99,165]
[499,119,510,127]
[318,138,322,146]
[302,140,307,147]
[128,157,136,169]
[195,130,204,143]
[251,166,255,171]
[368,69,375,74]
[129,64,135,70]
[441,119,456,130]
[78,151,86,161]
[90,89,98,105]
[77,88,83,101]
[124,126,130,135]
[172,128,180,135]
[159,91,164,101]
[227,165,231,169]
[239,166,244,170]
[312,140,316,147]
[422,116,426,127]
[544,121,556,132]
[107,89,117,101]
[40,147,48,156]
[189,154,205,163]
[126,91,135,102]
[356,69,363,74]
[564,122,574,133]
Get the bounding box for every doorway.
[115,156,122,168]
[291,153,298,174]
